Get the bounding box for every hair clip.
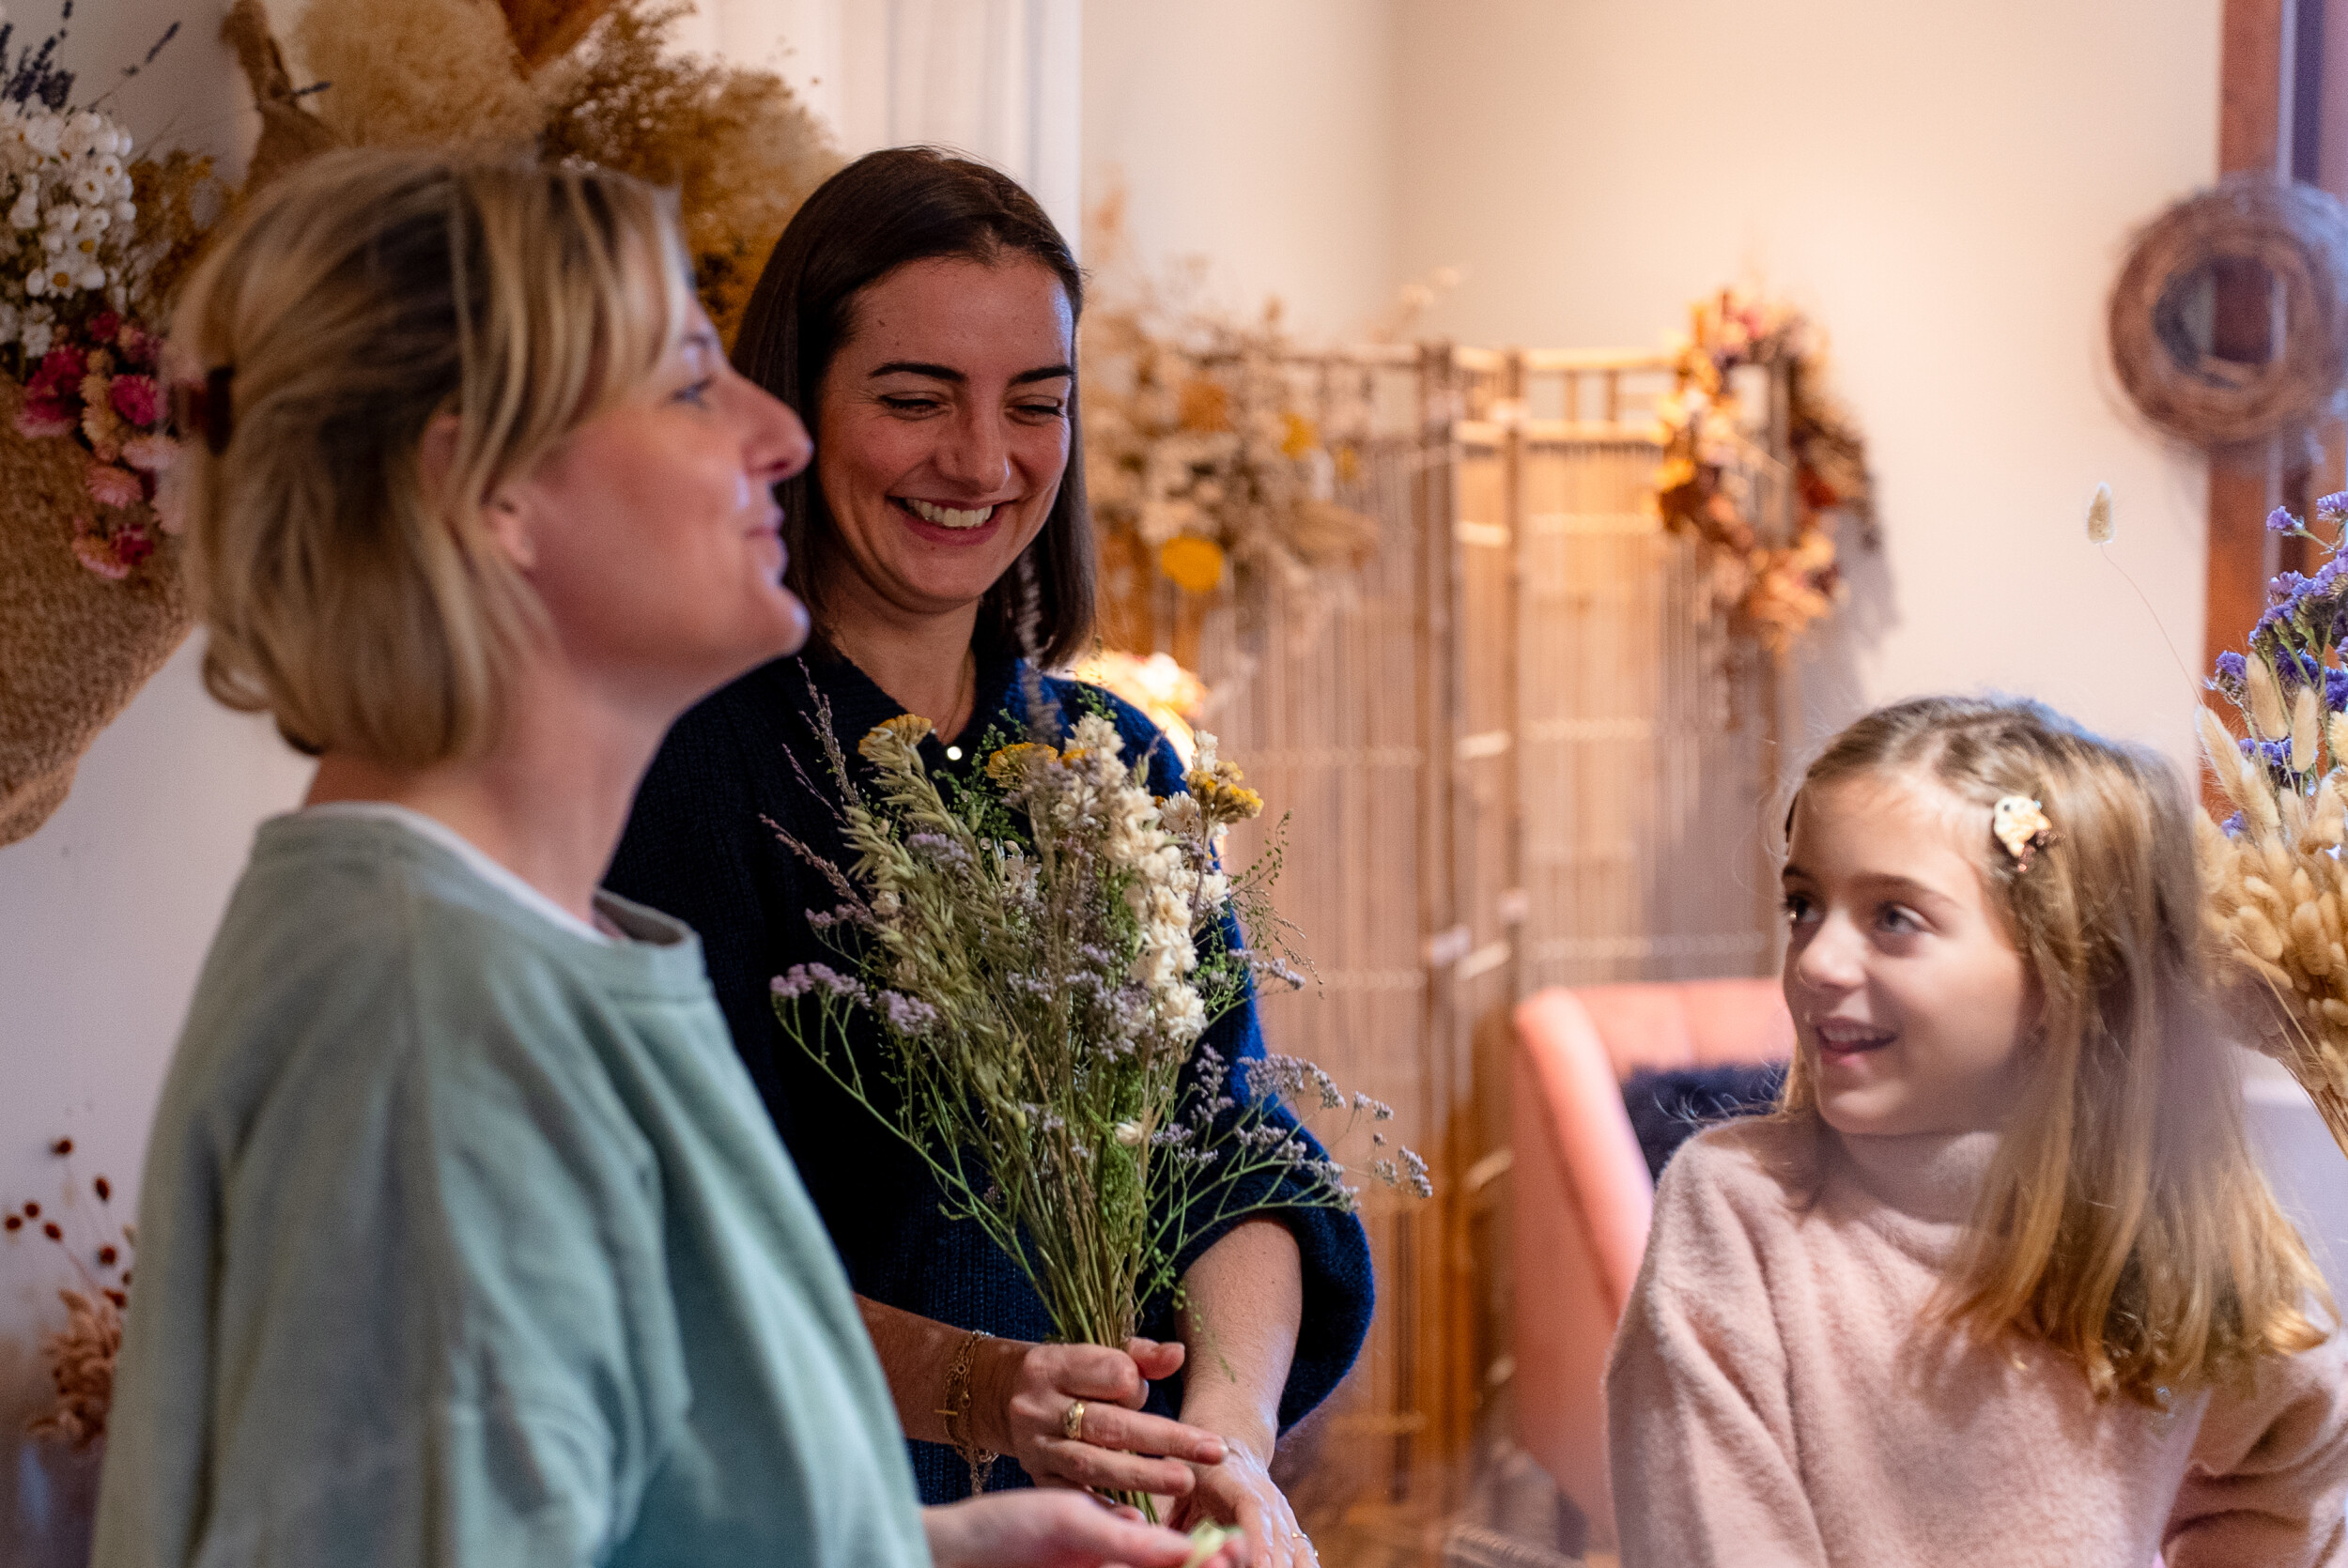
[1992,794,2057,870]
[169,364,236,455]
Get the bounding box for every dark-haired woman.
[609,149,1372,1568]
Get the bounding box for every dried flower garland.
[6,1135,134,1452]
[1651,289,1873,653]
[2198,491,2348,1156]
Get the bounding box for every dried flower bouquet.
[2199,492,2348,1154]
[770,697,1424,1388]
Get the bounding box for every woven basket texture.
[0,380,189,846]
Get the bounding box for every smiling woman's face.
[811,254,1074,629]
[1780,772,2035,1138]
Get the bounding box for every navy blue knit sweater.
[608,645,1376,1503]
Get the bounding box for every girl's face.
[1781,772,2035,1139]
[504,301,813,710]
[811,255,1074,624]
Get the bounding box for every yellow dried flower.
[858,714,934,765]
[1185,757,1264,824]
[984,741,1058,784]
[1159,536,1227,595]
[1279,411,1318,459]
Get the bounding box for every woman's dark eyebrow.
[866,360,1074,385]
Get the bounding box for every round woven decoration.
[0,379,191,847]
[2109,175,2348,451]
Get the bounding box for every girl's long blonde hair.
[1786,695,2329,1404]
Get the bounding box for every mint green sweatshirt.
[92,813,930,1568]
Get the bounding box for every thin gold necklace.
[945,648,977,741]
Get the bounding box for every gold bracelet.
[935,1328,999,1496]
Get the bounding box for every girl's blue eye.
[1877,904,1921,935]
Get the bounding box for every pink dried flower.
[109,373,158,428]
[113,523,155,570]
[70,527,131,579]
[116,322,156,368]
[85,461,141,509]
[120,433,177,474]
[26,346,86,402]
[86,311,120,344]
[15,398,74,438]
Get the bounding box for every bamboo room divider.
[1119,343,1792,1545]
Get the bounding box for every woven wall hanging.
[2109,174,2348,453]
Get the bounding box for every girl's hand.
[984,1336,1229,1497]
[1166,1432,1312,1568]
[922,1490,1196,1568]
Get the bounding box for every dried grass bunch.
[2199,492,2348,1150]
[290,0,840,343]
[1652,288,1873,653]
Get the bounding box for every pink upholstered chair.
[1510,979,1795,1548]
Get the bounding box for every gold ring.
[1062,1399,1087,1440]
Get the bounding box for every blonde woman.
[1607,695,2348,1566]
[92,148,1199,1568]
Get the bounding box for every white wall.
[1389,0,2223,772]
[1090,0,2222,769]
[1082,0,1399,340]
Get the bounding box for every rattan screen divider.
[1119,342,1788,1556]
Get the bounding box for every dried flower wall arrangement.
[0,9,226,846]
[1651,288,1874,653]
[1081,202,1383,628]
[289,0,841,345]
[6,1136,134,1452]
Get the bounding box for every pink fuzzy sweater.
[1606,1116,2348,1567]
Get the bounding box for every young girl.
[1607,695,2348,1567]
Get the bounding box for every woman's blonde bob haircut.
[1784,695,2330,1404]
[174,148,693,764]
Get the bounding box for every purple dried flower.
[2317,492,2348,524]
[772,962,866,1003]
[880,991,939,1035]
[2222,810,2247,838]
[905,832,971,869]
[2326,668,2348,713]
[2269,505,2300,534]
[2241,735,2298,786]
